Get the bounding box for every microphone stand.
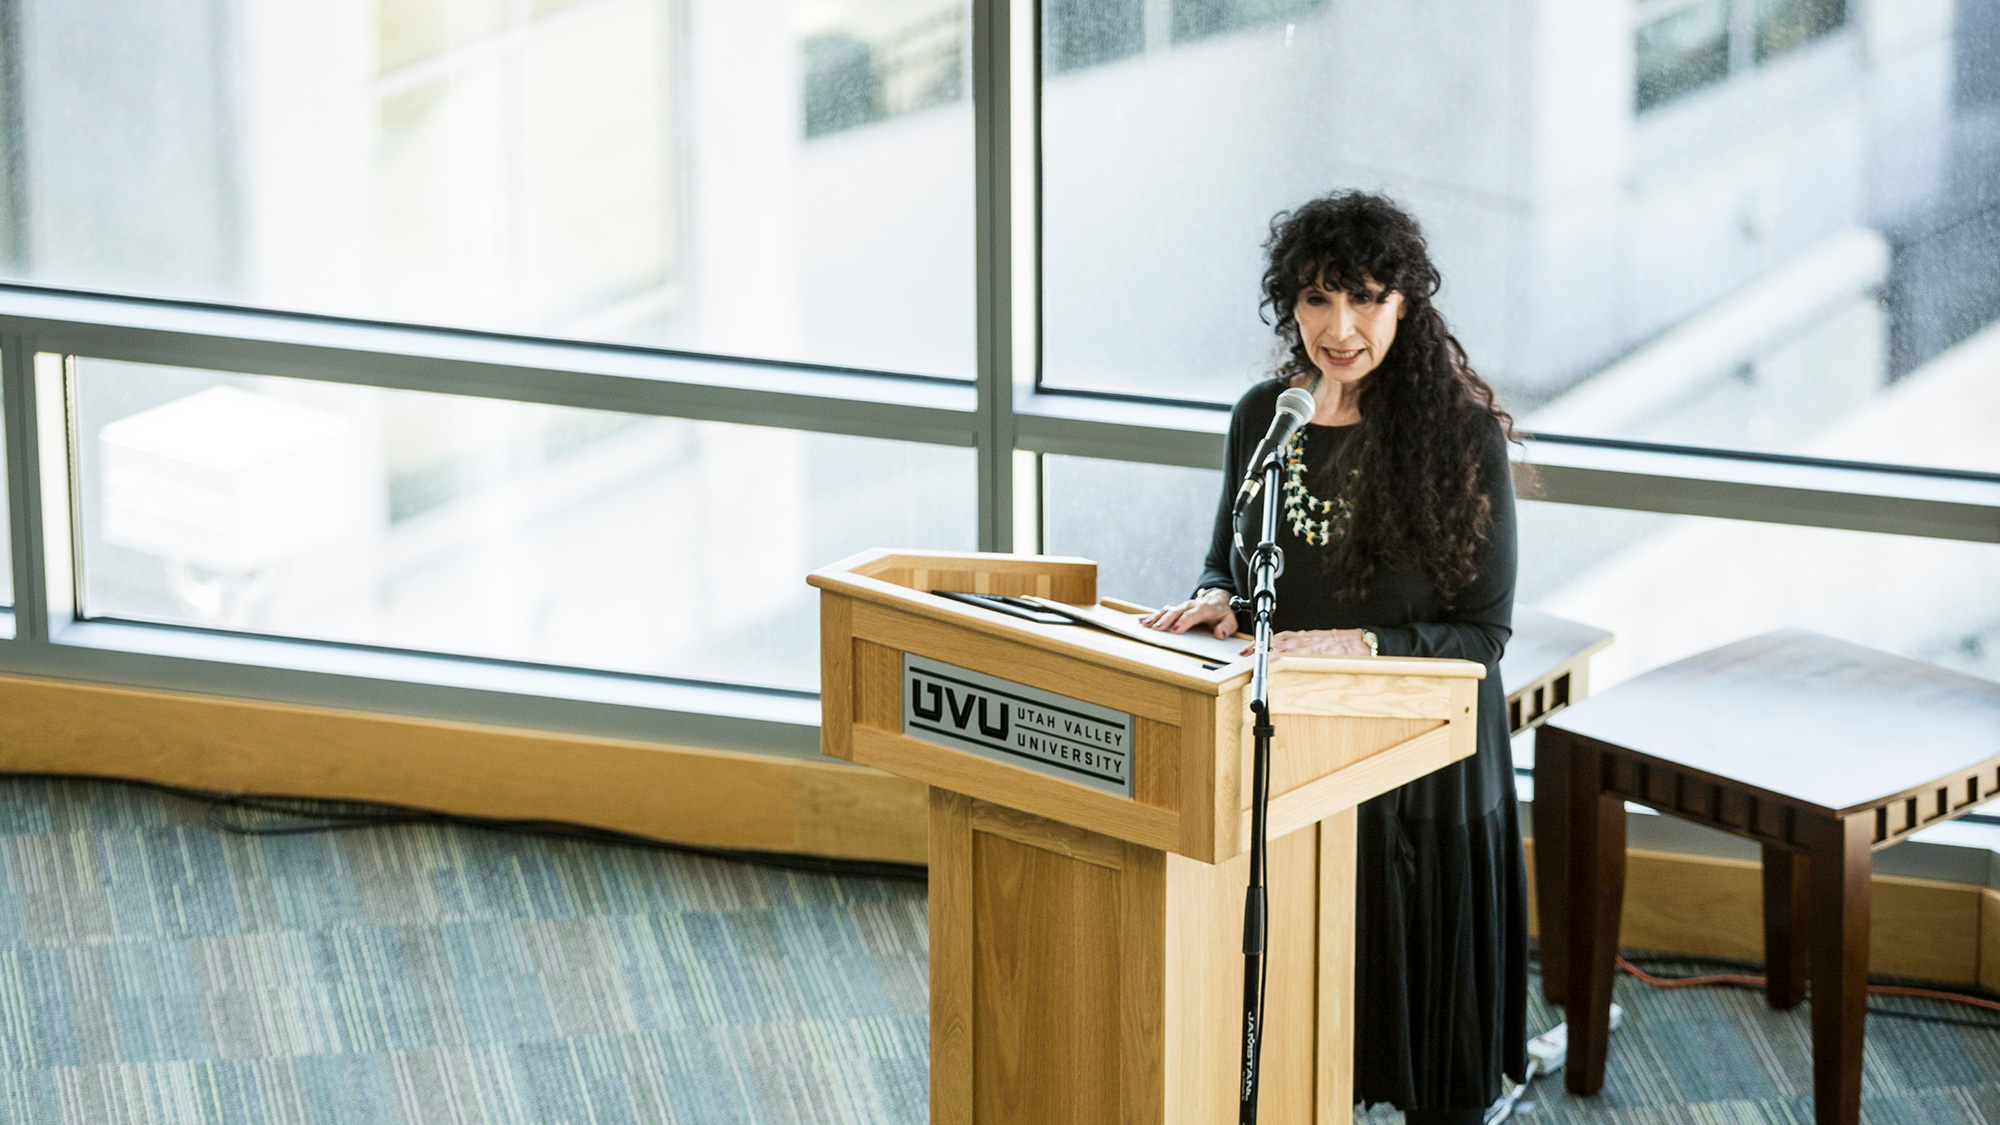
[1232,451,1285,1124]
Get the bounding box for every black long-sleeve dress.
[1195,379,1528,1112]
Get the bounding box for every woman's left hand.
[1240,629,1374,657]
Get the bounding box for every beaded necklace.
[1280,428,1357,547]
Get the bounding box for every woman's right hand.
[1139,589,1239,639]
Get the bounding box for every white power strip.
[1525,1003,1624,1075]
[1486,1004,1626,1123]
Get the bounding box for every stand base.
[929,788,1357,1125]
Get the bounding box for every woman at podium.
[1142,191,1526,1125]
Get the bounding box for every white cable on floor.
[1485,1003,1623,1123]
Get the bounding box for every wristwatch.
[1360,629,1380,657]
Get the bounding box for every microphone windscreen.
[1275,387,1316,423]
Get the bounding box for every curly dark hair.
[1260,190,1516,602]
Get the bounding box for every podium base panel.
[929,788,1357,1125]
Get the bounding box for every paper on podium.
[1027,598,1252,666]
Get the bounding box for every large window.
[0,0,1990,784]
[0,0,974,378]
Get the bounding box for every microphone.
[1231,387,1316,520]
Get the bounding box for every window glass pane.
[1042,454,1220,610]
[73,358,975,690]
[1635,0,1731,112]
[1037,0,2000,478]
[3,0,973,378]
[1521,500,2000,693]
[1754,0,1846,64]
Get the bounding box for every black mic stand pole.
[1233,452,1285,1124]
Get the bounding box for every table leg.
[1806,814,1871,1125]
[1761,844,1809,1010]
[1562,743,1625,1097]
[1531,727,1572,1006]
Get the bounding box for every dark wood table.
[1535,630,2000,1124]
[1501,607,1614,736]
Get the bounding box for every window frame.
[0,0,1991,767]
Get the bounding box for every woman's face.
[1294,279,1405,391]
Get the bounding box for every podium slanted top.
[811,548,1484,863]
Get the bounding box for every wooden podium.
[810,550,1485,1124]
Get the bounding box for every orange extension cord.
[1614,955,2000,1015]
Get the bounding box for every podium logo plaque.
[902,654,1134,798]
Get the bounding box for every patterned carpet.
[0,775,1992,1124]
[1372,962,2000,1125]
[0,777,928,1124]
